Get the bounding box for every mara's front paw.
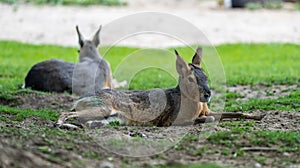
[194,115,215,124]
[203,110,210,116]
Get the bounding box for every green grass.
[225,90,300,112]
[0,41,77,91]
[0,40,299,115]
[149,163,226,168]
[216,43,300,85]
[0,0,126,6]
[0,41,299,92]
[245,1,282,10]
[176,120,300,166]
[264,1,282,10]
[0,105,59,121]
[246,2,263,10]
[208,130,300,152]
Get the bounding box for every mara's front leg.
[201,103,210,116]
[194,103,215,124]
[196,102,211,117]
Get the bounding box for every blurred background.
[0,0,299,48]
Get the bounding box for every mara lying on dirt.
[24,25,112,96]
[55,47,264,129]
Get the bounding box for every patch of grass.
[0,105,59,121]
[246,2,263,10]
[149,163,225,168]
[129,68,177,90]
[0,41,76,91]
[208,130,300,153]
[0,0,126,6]
[82,151,101,159]
[219,121,256,131]
[297,2,300,10]
[264,1,282,9]
[251,131,300,152]
[221,148,231,155]
[225,90,300,112]
[246,1,282,10]
[108,120,121,127]
[183,134,199,142]
[216,43,300,85]
[1,41,299,92]
[226,91,244,100]
[0,91,18,103]
[173,144,184,150]
[194,146,209,156]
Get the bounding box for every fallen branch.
[208,112,266,120]
[194,112,266,124]
[240,147,278,152]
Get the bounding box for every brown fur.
[55,47,212,128]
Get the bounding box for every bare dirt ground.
[1,85,300,168]
[228,84,298,101]
[0,0,300,48]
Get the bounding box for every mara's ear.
[92,25,102,47]
[175,49,190,76]
[76,25,84,47]
[192,47,202,67]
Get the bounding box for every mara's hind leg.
[54,107,112,128]
[54,111,79,128]
[54,95,115,129]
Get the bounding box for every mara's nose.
[204,90,211,99]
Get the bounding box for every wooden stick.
[207,112,266,120]
[194,112,266,124]
[240,147,278,152]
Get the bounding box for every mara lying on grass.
[24,25,112,96]
[55,47,264,129]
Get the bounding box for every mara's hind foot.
[53,123,81,130]
[54,111,79,128]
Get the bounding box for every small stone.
[206,116,215,123]
[255,162,262,168]
[283,152,290,156]
[99,161,114,168]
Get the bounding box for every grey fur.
[24,25,112,96]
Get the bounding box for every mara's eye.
[188,77,194,82]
